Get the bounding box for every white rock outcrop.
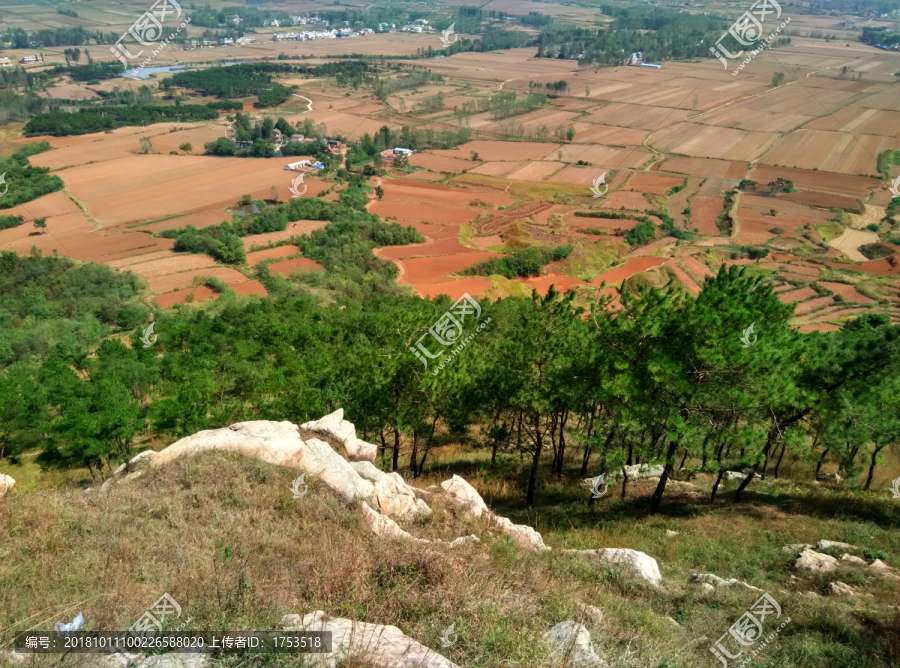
[279,610,459,668]
[0,473,15,496]
[817,539,852,551]
[690,573,762,594]
[828,581,856,596]
[840,554,866,566]
[440,475,550,551]
[441,475,491,517]
[352,461,431,519]
[301,408,378,463]
[567,548,663,587]
[607,464,665,481]
[795,549,838,574]
[869,559,900,580]
[782,543,814,555]
[542,621,609,667]
[361,502,429,543]
[575,603,604,625]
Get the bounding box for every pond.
[124,61,245,79]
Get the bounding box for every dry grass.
[1,445,899,668]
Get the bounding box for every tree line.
[1,240,897,512]
[0,142,64,209]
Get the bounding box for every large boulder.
[441,475,490,517]
[817,539,853,551]
[440,474,549,551]
[567,548,662,587]
[542,621,609,667]
[301,409,378,463]
[279,610,459,668]
[0,473,15,496]
[608,464,665,481]
[352,461,431,519]
[795,549,838,574]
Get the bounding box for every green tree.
[179,142,193,154]
[772,72,785,86]
[33,218,47,234]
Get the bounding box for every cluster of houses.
[263,15,327,28]
[0,54,44,67]
[184,37,255,50]
[271,27,374,41]
[399,19,433,33]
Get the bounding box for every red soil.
[229,280,268,297]
[378,237,481,260]
[819,282,874,303]
[601,192,653,211]
[154,286,218,308]
[782,191,860,210]
[400,252,504,285]
[749,165,880,198]
[668,262,701,296]
[858,256,900,277]
[625,173,684,195]
[795,296,836,315]
[798,323,841,333]
[591,257,668,286]
[566,216,641,231]
[268,258,324,277]
[150,267,247,293]
[681,255,715,280]
[517,273,589,295]
[415,277,492,300]
[778,287,818,303]
[246,245,301,265]
[370,202,479,225]
[691,197,724,236]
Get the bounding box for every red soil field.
[154,286,218,308]
[379,178,513,208]
[691,197,724,236]
[659,158,748,180]
[378,237,480,260]
[625,173,684,195]
[820,282,874,303]
[433,141,560,163]
[268,258,324,277]
[780,271,820,282]
[150,267,247,293]
[242,222,327,250]
[858,256,900,277]
[369,202,479,226]
[229,280,268,297]
[517,273,589,295]
[407,222,461,241]
[592,257,668,286]
[246,245,301,265]
[668,262,701,296]
[410,153,478,173]
[795,297,836,315]
[628,237,676,257]
[779,287,818,303]
[602,192,653,211]
[414,278,492,300]
[112,252,218,280]
[781,191,860,210]
[748,165,880,198]
[2,190,80,221]
[760,261,819,277]
[734,195,832,245]
[400,252,504,285]
[681,255,715,281]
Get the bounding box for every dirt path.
[848,204,886,230]
[293,95,313,114]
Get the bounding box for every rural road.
[293,95,313,113]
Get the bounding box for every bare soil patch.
[154,286,218,309]
[268,258,324,277]
[592,257,668,286]
[749,165,880,198]
[150,267,247,293]
[246,245,301,265]
[691,197,725,237]
[229,280,268,297]
[820,281,874,303]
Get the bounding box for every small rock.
[840,554,866,566]
[575,603,604,625]
[698,583,716,596]
[441,475,490,517]
[690,573,761,594]
[665,530,679,537]
[817,539,853,551]
[783,543,814,555]
[869,559,899,578]
[447,535,480,548]
[724,471,751,482]
[828,581,856,597]
[795,549,838,574]
[542,621,609,667]
[816,472,842,483]
[800,591,820,599]
[360,501,428,544]
[664,616,681,628]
